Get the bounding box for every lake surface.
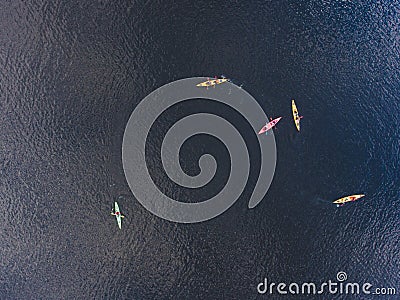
[0,0,399,299]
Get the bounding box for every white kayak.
[112,201,124,229]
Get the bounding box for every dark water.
[1,0,399,299]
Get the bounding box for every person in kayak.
[111,210,125,218]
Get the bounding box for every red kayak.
[258,117,282,134]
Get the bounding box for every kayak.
[258,117,282,134]
[196,78,229,87]
[291,99,300,131]
[333,194,365,206]
[114,201,122,229]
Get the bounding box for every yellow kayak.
[291,99,301,131]
[196,78,229,87]
[333,194,365,206]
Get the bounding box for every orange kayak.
[333,194,365,206]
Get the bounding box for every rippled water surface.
[0,1,399,299]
